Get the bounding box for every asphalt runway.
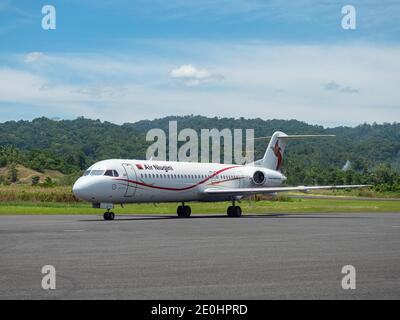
[0,212,399,300]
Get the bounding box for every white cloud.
[170,64,223,86]
[170,64,209,79]
[24,52,43,63]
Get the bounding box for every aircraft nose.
[72,179,91,200]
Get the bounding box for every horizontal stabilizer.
[249,134,335,141]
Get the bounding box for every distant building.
[342,160,352,171]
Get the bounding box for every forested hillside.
[0,116,399,189]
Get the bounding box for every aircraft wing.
[203,185,371,197]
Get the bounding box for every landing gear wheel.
[184,206,191,217]
[177,206,183,217]
[234,206,242,217]
[104,212,115,221]
[177,205,191,217]
[227,206,242,217]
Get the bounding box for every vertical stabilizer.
[256,132,335,171]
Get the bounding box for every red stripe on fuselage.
[113,165,242,191]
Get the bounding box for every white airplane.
[72,131,369,220]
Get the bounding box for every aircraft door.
[121,163,137,197]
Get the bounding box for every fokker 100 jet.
[72,131,369,220]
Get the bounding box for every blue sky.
[0,0,399,126]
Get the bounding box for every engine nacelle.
[252,170,266,185]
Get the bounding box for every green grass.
[294,188,400,199]
[0,198,399,215]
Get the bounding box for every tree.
[43,176,55,187]
[8,164,18,183]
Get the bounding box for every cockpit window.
[103,169,119,177]
[104,170,113,176]
[84,169,119,177]
[90,170,105,176]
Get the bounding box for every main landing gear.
[176,201,242,218]
[227,200,242,217]
[177,203,191,217]
[103,210,115,221]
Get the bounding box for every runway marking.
[63,229,85,232]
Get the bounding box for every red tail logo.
[273,141,283,171]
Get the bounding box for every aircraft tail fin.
[254,132,335,171]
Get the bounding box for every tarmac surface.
[0,212,399,300]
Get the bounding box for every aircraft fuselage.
[72,159,286,205]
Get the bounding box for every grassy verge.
[0,185,76,202]
[291,188,400,199]
[0,198,399,215]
